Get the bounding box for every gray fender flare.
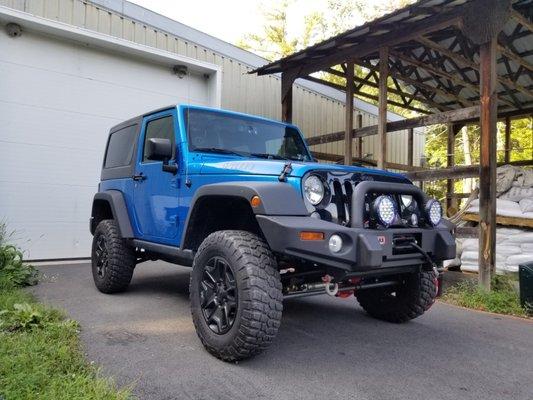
[180,181,308,249]
[91,190,134,238]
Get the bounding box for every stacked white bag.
[459,165,533,273]
[457,228,533,273]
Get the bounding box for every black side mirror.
[147,138,172,161]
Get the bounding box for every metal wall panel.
[4,0,424,166]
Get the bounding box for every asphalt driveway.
[31,262,533,400]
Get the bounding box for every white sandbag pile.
[457,228,533,273]
[458,165,533,273]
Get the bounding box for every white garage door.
[0,18,218,260]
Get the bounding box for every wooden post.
[281,72,295,123]
[356,114,363,159]
[344,62,355,165]
[377,47,389,169]
[407,128,414,167]
[446,124,460,216]
[478,38,498,290]
[504,116,511,164]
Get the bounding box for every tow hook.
[322,275,339,296]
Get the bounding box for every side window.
[104,125,137,168]
[143,115,175,162]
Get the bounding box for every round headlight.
[374,195,396,227]
[303,175,325,205]
[425,199,442,226]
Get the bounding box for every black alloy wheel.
[199,256,238,334]
[94,235,109,278]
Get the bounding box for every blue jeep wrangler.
[90,105,455,361]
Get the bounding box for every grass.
[0,286,131,400]
[0,221,131,400]
[441,274,531,318]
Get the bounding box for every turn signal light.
[299,231,325,241]
[250,195,261,207]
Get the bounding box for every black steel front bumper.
[257,215,456,273]
[256,180,455,275]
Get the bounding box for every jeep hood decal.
[199,157,408,181]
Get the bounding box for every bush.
[442,275,529,317]
[0,222,38,288]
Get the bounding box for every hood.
[198,155,408,181]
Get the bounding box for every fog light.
[329,234,343,253]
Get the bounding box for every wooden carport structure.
[252,0,533,289]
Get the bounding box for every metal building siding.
[1,0,423,166]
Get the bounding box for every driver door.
[132,110,180,245]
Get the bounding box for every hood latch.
[278,162,293,182]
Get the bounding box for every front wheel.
[190,230,283,362]
[356,270,438,323]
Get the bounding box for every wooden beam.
[378,47,389,170]
[326,65,456,111]
[403,159,533,181]
[446,124,457,215]
[504,116,512,163]
[478,38,498,290]
[356,113,363,158]
[511,9,533,33]
[303,75,431,114]
[311,151,424,171]
[407,128,414,167]
[345,62,355,165]
[281,72,295,123]
[391,51,516,108]
[306,106,480,146]
[463,213,533,229]
[414,36,533,100]
[293,11,463,77]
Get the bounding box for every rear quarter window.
[104,125,137,168]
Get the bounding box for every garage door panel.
[0,141,100,185]
[0,28,215,259]
[0,62,199,120]
[0,101,119,151]
[10,221,91,260]
[0,181,95,224]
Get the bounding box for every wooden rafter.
[511,9,533,33]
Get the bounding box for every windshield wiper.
[250,152,288,160]
[193,147,247,157]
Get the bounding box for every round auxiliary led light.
[329,234,343,253]
[303,175,325,205]
[425,199,442,226]
[374,195,396,227]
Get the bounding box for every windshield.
[184,108,312,161]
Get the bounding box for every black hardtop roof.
[109,104,177,133]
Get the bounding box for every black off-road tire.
[356,270,438,323]
[190,230,283,362]
[91,219,136,294]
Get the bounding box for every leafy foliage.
[424,118,532,201]
[442,275,529,318]
[0,222,38,288]
[0,287,130,399]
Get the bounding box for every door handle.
[132,173,146,181]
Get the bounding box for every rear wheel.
[190,230,283,362]
[91,219,136,294]
[356,270,438,323]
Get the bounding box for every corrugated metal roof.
[253,0,533,114]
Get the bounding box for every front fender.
[180,181,308,249]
